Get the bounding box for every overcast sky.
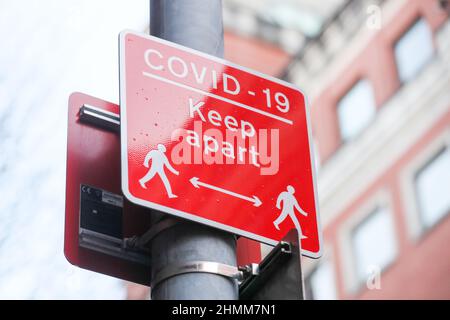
[0,0,148,299]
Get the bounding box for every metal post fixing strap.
[151,260,248,290]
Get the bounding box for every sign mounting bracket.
[79,104,120,132]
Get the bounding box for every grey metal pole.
[148,0,238,300]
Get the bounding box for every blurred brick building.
[128,0,450,299]
[284,0,450,299]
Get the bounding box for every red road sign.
[64,92,152,285]
[119,31,322,258]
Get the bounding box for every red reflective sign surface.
[120,31,322,257]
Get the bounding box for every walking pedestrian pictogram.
[139,144,179,198]
[274,185,308,239]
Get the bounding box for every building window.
[415,147,450,229]
[337,79,376,142]
[394,18,434,83]
[305,261,337,300]
[352,207,396,284]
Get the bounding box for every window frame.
[399,129,450,241]
[338,189,398,295]
[393,17,435,85]
[413,146,450,232]
[303,244,338,300]
[304,259,338,300]
[350,206,397,285]
[336,78,377,143]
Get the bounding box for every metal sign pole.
[148,0,238,300]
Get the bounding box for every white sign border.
[119,30,322,259]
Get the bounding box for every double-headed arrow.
[189,177,262,207]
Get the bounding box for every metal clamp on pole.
[123,217,180,250]
[151,261,243,290]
